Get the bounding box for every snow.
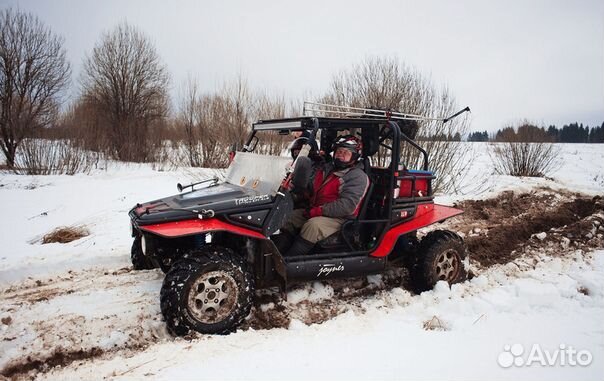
[0,143,603,380]
[435,143,604,205]
[21,250,603,381]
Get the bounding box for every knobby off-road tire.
[131,236,157,270]
[412,230,468,292]
[160,245,254,335]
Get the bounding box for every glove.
[308,206,323,218]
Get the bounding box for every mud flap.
[258,239,288,293]
[262,189,293,236]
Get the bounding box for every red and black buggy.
[129,103,471,335]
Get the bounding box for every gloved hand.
[307,206,323,218]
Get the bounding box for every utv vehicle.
[128,102,471,335]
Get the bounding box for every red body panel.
[139,218,266,239]
[138,204,462,256]
[370,203,463,258]
[398,176,430,198]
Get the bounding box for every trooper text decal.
[317,263,344,277]
[234,194,271,206]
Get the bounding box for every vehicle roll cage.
[246,116,423,170]
[246,102,469,172]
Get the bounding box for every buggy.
[128,102,471,335]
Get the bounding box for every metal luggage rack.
[302,101,470,123]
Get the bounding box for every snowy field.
[0,143,603,380]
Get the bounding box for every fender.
[370,204,463,258]
[139,218,266,239]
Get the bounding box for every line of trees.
[468,122,604,143]
[547,123,604,143]
[467,131,489,142]
[1,8,470,192]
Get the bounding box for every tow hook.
[197,209,215,219]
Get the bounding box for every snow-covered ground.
[0,143,603,380]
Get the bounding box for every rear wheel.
[412,230,468,292]
[131,236,157,270]
[160,245,254,335]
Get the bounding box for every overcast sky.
[2,0,603,132]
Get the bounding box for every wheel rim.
[187,270,239,324]
[435,249,460,282]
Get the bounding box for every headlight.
[141,235,147,255]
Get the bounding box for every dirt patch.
[577,286,590,296]
[42,225,89,244]
[243,267,410,330]
[0,348,104,379]
[0,317,165,381]
[448,189,603,267]
[0,268,166,380]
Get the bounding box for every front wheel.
[160,245,254,335]
[412,230,468,292]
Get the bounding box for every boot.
[285,237,314,257]
[272,230,295,254]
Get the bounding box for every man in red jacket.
[281,135,370,257]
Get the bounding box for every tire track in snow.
[0,267,169,379]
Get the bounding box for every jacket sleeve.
[321,168,370,218]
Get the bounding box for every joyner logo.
[317,263,344,277]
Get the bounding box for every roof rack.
[302,102,470,123]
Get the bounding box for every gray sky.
[2,0,603,132]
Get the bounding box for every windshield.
[225,151,291,195]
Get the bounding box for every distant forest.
[468,122,604,143]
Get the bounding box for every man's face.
[334,147,353,162]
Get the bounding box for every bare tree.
[252,92,289,156]
[178,75,202,167]
[81,22,170,162]
[175,74,294,168]
[0,8,70,168]
[489,122,561,177]
[223,74,252,150]
[320,56,472,193]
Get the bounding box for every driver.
[280,135,370,257]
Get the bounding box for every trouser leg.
[299,216,345,244]
[281,209,308,235]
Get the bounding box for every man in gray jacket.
[281,135,370,257]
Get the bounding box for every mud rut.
[1,188,602,379]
